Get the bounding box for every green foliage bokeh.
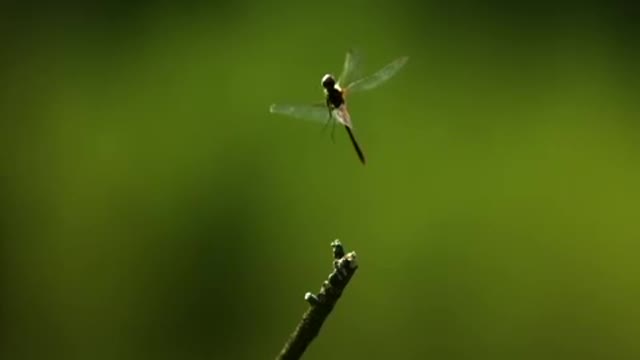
[1,1,639,359]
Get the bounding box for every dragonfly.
[269,50,409,165]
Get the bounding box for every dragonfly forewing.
[345,56,409,94]
[269,103,331,123]
[337,49,362,89]
[270,103,353,128]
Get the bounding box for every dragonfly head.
[321,74,336,90]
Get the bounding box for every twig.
[276,240,359,360]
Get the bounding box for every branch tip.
[276,240,359,360]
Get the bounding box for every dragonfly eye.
[321,74,336,89]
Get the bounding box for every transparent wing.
[269,103,333,124]
[334,105,353,128]
[270,103,354,128]
[337,49,362,89]
[345,56,409,94]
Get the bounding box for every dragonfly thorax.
[321,74,344,108]
[325,87,344,109]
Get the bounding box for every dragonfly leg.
[330,113,336,143]
[321,102,335,143]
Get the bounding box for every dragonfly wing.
[345,56,409,94]
[337,49,362,89]
[334,105,353,128]
[270,103,333,124]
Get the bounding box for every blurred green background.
[1,1,639,359]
